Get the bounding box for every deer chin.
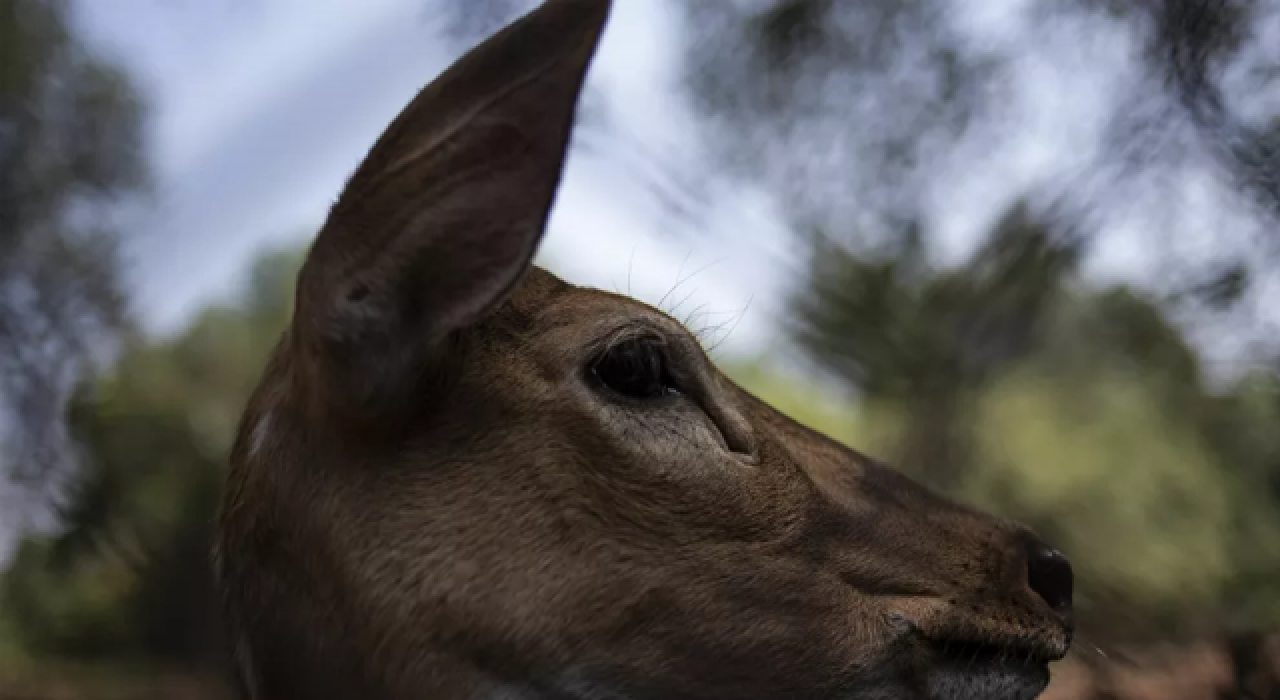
[902,638,1056,700]
[918,657,1051,700]
[488,657,1049,700]
[851,632,1059,700]
[473,623,1061,700]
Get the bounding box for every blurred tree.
[680,0,1279,254]
[1,246,300,668]
[0,0,147,505]
[791,201,1081,487]
[1140,0,1280,225]
[683,0,999,225]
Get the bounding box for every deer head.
[214,1,1074,698]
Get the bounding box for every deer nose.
[1025,539,1073,615]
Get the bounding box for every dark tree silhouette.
[0,0,147,505]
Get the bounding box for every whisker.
[682,303,712,332]
[658,258,727,315]
[707,295,753,355]
[696,318,734,342]
[627,244,637,298]
[656,250,693,310]
[668,287,700,319]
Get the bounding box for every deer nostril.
[1026,541,1073,614]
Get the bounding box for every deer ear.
[293,0,611,411]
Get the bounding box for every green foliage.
[973,368,1234,622]
[1,246,303,666]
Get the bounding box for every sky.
[66,0,1280,371]
[72,0,782,360]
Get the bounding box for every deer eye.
[591,337,681,401]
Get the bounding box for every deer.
[212,0,1075,698]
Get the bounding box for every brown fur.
[213,1,1073,698]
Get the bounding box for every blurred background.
[2,0,1279,697]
